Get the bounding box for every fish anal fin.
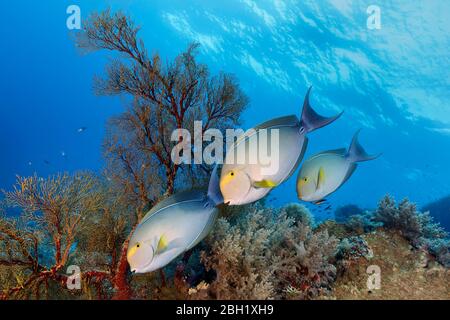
[314,199,327,206]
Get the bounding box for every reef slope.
[331,229,450,300]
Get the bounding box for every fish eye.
[304,177,308,182]
[230,171,234,177]
[136,243,140,248]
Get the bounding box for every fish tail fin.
[207,164,224,206]
[346,129,381,162]
[300,86,343,133]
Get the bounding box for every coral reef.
[426,238,450,268]
[199,204,339,300]
[331,230,449,300]
[0,9,449,301]
[373,196,449,267]
[1,177,449,300]
[0,173,107,299]
[373,196,447,245]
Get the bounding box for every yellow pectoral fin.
[316,167,325,190]
[253,179,278,188]
[156,235,168,253]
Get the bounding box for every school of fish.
[127,87,379,273]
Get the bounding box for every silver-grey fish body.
[297,149,354,202]
[221,116,307,205]
[129,190,218,273]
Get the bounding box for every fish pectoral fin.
[156,237,185,254]
[149,247,186,272]
[156,235,169,253]
[316,167,325,190]
[253,179,278,189]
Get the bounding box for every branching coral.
[335,236,373,274]
[68,10,248,299]
[275,220,339,299]
[0,173,106,299]
[201,210,279,299]
[200,204,339,300]
[374,196,447,246]
[373,195,449,267]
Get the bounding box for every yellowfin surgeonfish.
[220,87,342,205]
[127,166,223,274]
[297,130,380,203]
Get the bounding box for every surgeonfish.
[220,87,342,205]
[127,166,223,274]
[297,130,380,203]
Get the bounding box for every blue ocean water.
[1,1,449,223]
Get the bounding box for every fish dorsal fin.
[229,116,299,152]
[254,115,299,130]
[227,129,256,152]
[232,115,299,148]
[156,235,168,253]
[316,167,325,190]
[306,148,346,163]
[140,190,205,225]
[319,148,347,156]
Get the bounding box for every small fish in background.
[77,126,87,133]
[127,166,223,274]
[61,151,68,159]
[220,87,343,205]
[28,161,32,166]
[43,160,51,166]
[297,130,380,203]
